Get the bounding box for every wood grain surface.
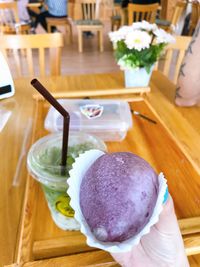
[0,80,35,266]
[1,71,200,267]
[146,71,200,175]
[16,98,200,265]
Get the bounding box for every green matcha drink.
[27,132,107,230]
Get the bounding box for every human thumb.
[141,195,189,267]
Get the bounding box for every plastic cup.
[27,132,107,230]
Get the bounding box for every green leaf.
[114,41,168,70]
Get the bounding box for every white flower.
[109,26,132,43]
[125,30,152,51]
[108,22,175,70]
[131,21,143,30]
[109,31,124,43]
[154,28,175,44]
[118,26,132,35]
[132,20,158,32]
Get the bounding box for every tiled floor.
[6,20,119,78]
[39,19,119,76]
[17,0,117,76]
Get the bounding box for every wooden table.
[1,71,200,267]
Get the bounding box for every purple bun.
[80,152,159,242]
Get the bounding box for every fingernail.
[163,187,169,204]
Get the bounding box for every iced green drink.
[27,132,107,230]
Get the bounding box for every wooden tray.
[6,97,200,267]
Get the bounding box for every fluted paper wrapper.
[67,149,167,253]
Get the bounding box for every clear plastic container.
[44,99,133,141]
[27,132,107,230]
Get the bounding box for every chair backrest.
[0,1,19,34]
[112,3,122,17]
[128,3,159,25]
[157,36,192,84]
[0,33,64,77]
[81,0,101,20]
[171,1,187,26]
[188,2,200,35]
[100,0,113,20]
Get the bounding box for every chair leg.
[65,25,70,45]
[47,23,51,33]
[99,29,104,52]
[111,20,114,31]
[78,29,83,52]
[65,20,73,44]
[69,23,73,43]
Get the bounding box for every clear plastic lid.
[44,99,133,136]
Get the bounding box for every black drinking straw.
[31,79,70,175]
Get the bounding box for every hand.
[111,196,189,267]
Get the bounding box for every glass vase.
[124,66,154,88]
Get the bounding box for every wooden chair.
[188,1,200,35]
[155,36,192,84]
[0,33,64,77]
[26,1,44,29]
[111,4,122,31]
[46,17,73,44]
[75,0,104,53]
[128,3,159,25]
[156,1,187,33]
[26,2,43,14]
[0,1,30,34]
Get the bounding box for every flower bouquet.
[109,21,175,87]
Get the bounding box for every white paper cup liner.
[67,149,167,253]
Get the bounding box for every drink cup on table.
[27,132,107,230]
[28,78,107,230]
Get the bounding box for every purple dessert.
[80,152,159,242]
